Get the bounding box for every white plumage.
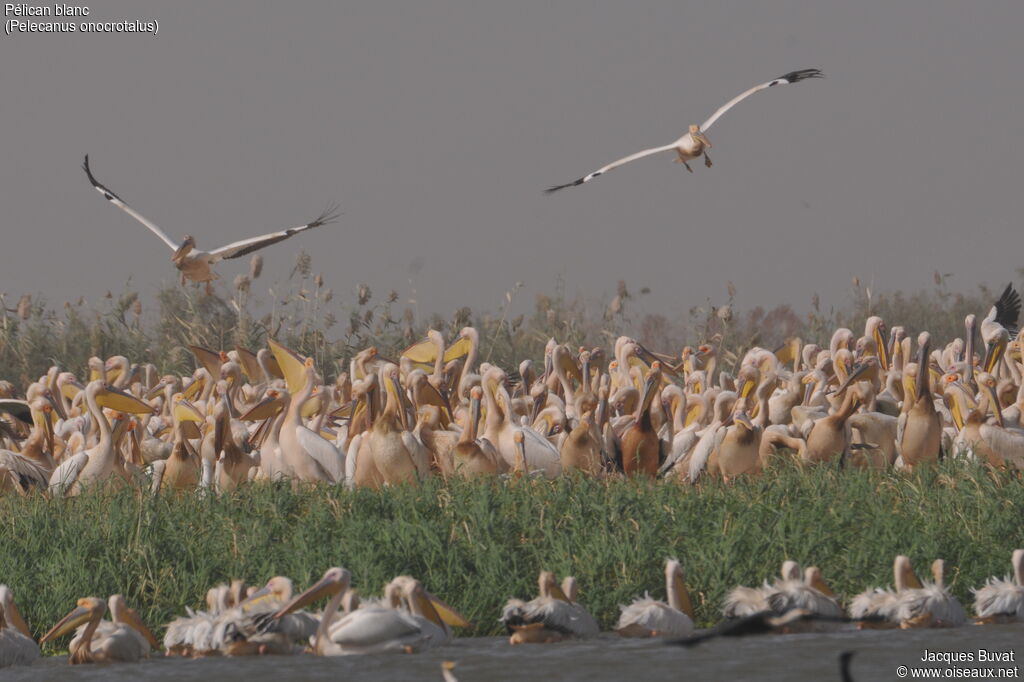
[616,559,695,637]
[501,571,599,641]
[0,586,40,668]
[973,549,1024,623]
[546,69,823,192]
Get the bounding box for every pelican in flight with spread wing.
[545,69,823,192]
[82,155,339,293]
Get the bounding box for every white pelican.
[501,570,599,643]
[545,69,823,192]
[767,566,843,621]
[980,284,1020,376]
[212,576,315,655]
[615,559,695,638]
[897,559,967,628]
[48,380,155,496]
[41,595,157,664]
[722,560,799,618]
[82,155,339,293]
[272,568,466,655]
[848,555,923,628]
[973,549,1024,624]
[0,585,39,668]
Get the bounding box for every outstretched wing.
[545,143,679,193]
[700,69,823,132]
[82,155,180,251]
[992,283,1021,338]
[207,204,340,262]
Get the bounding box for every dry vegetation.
[0,250,1019,385]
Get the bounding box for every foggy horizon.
[3,1,1023,327]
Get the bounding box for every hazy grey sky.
[2,1,1022,322]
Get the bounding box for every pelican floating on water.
[501,570,599,643]
[973,549,1024,624]
[545,69,823,192]
[41,595,157,664]
[0,585,39,668]
[615,559,695,638]
[82,155,339,293]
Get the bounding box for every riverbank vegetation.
[3,459,1021,647]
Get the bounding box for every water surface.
[7,624,1022,681]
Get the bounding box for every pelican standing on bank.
[545,69,823,192]
[82,156,339,294]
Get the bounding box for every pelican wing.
[0,399,33,426]
[48,451,88,497]
[329,608,424,648]
[207,205,340,262]
[973,578,1024,619]
[82,156,180,251]
[991,283,1021,338]
[699,69,823,132]
[0,449,50,491]
[296,426,344,483]
[545,143,679,193]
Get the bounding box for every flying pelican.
[973,549,1024,624]
[615,559,695,638]
[41,595,157,664]
[0,585,39,668]
[545,69,823,192]
[82,155,339,293]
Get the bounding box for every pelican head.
[240,576,293,612]
[0,585,32,638]
[172,235,196,262]
[272,567,351,619]
[41,597,105,644]
[688,124,712,148]
[538,571,571,602]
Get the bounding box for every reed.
[2,264,1011,388]
[3,460,1021,648]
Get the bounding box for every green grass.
[8,462,1024,647]
[3,461,1022,650]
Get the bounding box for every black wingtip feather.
[545,178,586,194]
[994,282,1021,336]
[310,202,342,228]
[81,154,126,203]
[82,154,98,186]
[780,68,824,83]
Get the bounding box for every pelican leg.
[674,150,694,173]
[704,152,712,168]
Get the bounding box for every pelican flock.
[2,62,1023,673]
